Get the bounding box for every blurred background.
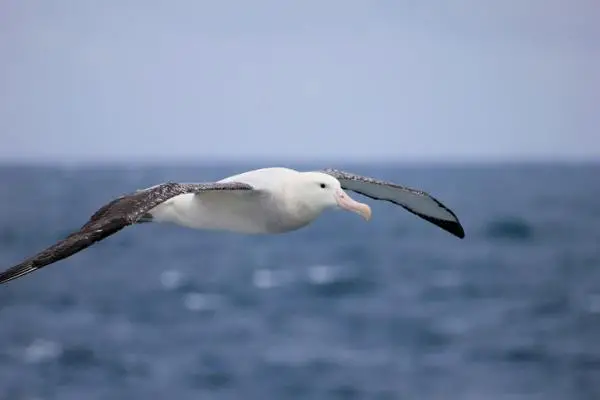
[0,1,599,399]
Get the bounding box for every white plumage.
[0,167,464,285]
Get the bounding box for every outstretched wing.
[322,168,465,238]
[0,181,254,285]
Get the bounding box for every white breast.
[149,167,319,234]
[149,191,272,233]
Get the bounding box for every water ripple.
[1,164,599,399]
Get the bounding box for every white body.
[0,166,464,286]
[148,168,349,234]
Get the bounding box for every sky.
[0,0,598,163]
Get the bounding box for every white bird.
[0,167,464,284]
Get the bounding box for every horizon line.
[0,155,598,168]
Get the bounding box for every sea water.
[0,163,598,400]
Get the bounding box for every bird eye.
[319,183,327,189]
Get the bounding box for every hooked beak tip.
[336,191,372,221]
[356,204,371,222]
[362,206,372,221]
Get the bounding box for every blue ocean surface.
[0,163,598,400]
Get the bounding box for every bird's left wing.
[0,181,254,285]
[322,169,465,238]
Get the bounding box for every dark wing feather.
[0,181,254,285]
[322,169,465,239]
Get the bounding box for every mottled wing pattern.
[0,181,254,285]
[322,168,465,238]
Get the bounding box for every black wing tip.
[448,221,466,239]
[0,263,37,285]
[426,199,465,239]
[420,214,465,239]
[344,187,467,239]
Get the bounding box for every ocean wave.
[485,217,534,240]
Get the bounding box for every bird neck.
[281,185,325,226]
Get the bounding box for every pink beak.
[335,189,372,221]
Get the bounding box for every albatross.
[0,167,465,285]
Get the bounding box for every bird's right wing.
[0,181,254,285]
[322,168,465,238]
